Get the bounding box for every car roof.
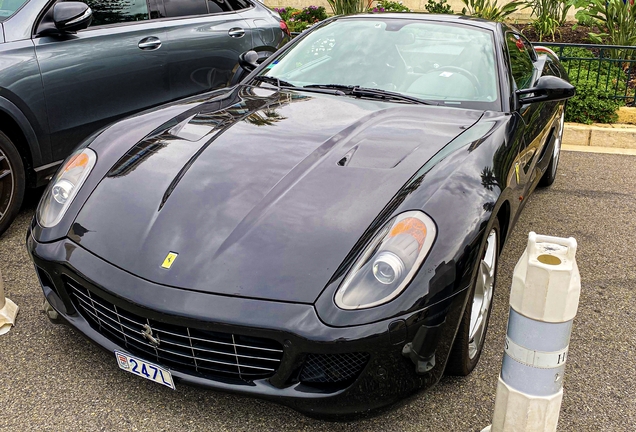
[336,13,501,31]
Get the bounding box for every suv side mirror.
[53,2,92,33]
[238,50,259,73]
[229,48,276,86]
[517,75,575,105]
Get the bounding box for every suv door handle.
[228,28,245,38]
[138,37,162,50]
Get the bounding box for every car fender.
[311,113,517,384]
[0,94,45,171]
[400,112,519,313]
[315,113,518,327]
[31,87,233,243]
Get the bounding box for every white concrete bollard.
[483,232,580,432]
[0,268,19,335]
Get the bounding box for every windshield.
[261,18,500,110]
[0,0,28,20]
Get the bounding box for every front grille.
[66,279,283,381]
[300,352,369,384]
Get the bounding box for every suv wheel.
[0,131,26,237]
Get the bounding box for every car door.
[504,31,549,192]
[158,0,254,100]
[33,0,169,160]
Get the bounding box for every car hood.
[72,85,483,303]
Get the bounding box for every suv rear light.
[280,20,290,37]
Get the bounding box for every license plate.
[115,351,175,390]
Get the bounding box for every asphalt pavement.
[1,150,635,431]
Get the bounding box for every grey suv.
[0,0,287,235]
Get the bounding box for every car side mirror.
[53,2,92,33]
[516,75,575,105]
[238,50,259,73]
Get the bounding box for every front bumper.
[27,231,467,416]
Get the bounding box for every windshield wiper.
[252,78,347,96]
[253,75,296,88]
[304,84,435,105]
[304,84,355,91]
[351,87,435,105]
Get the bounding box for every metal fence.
[535,42,636,106]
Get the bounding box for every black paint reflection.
[107,87,308,179]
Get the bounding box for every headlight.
[334,211,436,310]
[37,148,97,228]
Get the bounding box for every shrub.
[460,0,522,21]
[572,0,636,58]
[575,13,597,28]
[425,0,453,13]
[369,0,411,12]
[561,47,626,123]
[301,5,329,21]
[561,47,629,96]
[523,0,571,41]
[274,7,298,22]
[327,0,373,15]
[565,78,622,124]
[275,6,328,33]
[561,46,596,59]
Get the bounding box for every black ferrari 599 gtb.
[28,13,574,417]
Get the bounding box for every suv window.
[0,0,29,21]
[162,0,250,17]
[85,0,150,26]
[224,0,250,10]
[505,32,535,90]
[163,0,208,17]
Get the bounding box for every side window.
[505,32,535,90]
[224,0,250,10]
[546,58,560,77]
[84,0,150,26]
[0,0,29,20]
[161,0,249,17]
[163,0,208,17]
[205,0,233,13]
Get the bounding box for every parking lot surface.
[1,151,635,431]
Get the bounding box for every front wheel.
[539,110,565,188]
[446,218,500,376]
[0,131,25,237]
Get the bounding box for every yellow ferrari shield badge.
[161,252,178,269]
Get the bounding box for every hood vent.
[337,147,357,167]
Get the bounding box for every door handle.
[138,37,162,50]
[228,28,245,38]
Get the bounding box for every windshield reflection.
[261,18,501,111]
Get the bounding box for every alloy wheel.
[468,229,497,359]
[552,111,565,177]
[0,147,15,223]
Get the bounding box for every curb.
[617,107,636,125]
[562,144,636,155]
[563,123,636,150]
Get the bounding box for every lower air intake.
[300,352,369,384]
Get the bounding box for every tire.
[0,131,26,237]
[446,218,500,376]
[539,109,565,188]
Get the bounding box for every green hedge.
[562,47,625,124]
[565,79,621,124]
